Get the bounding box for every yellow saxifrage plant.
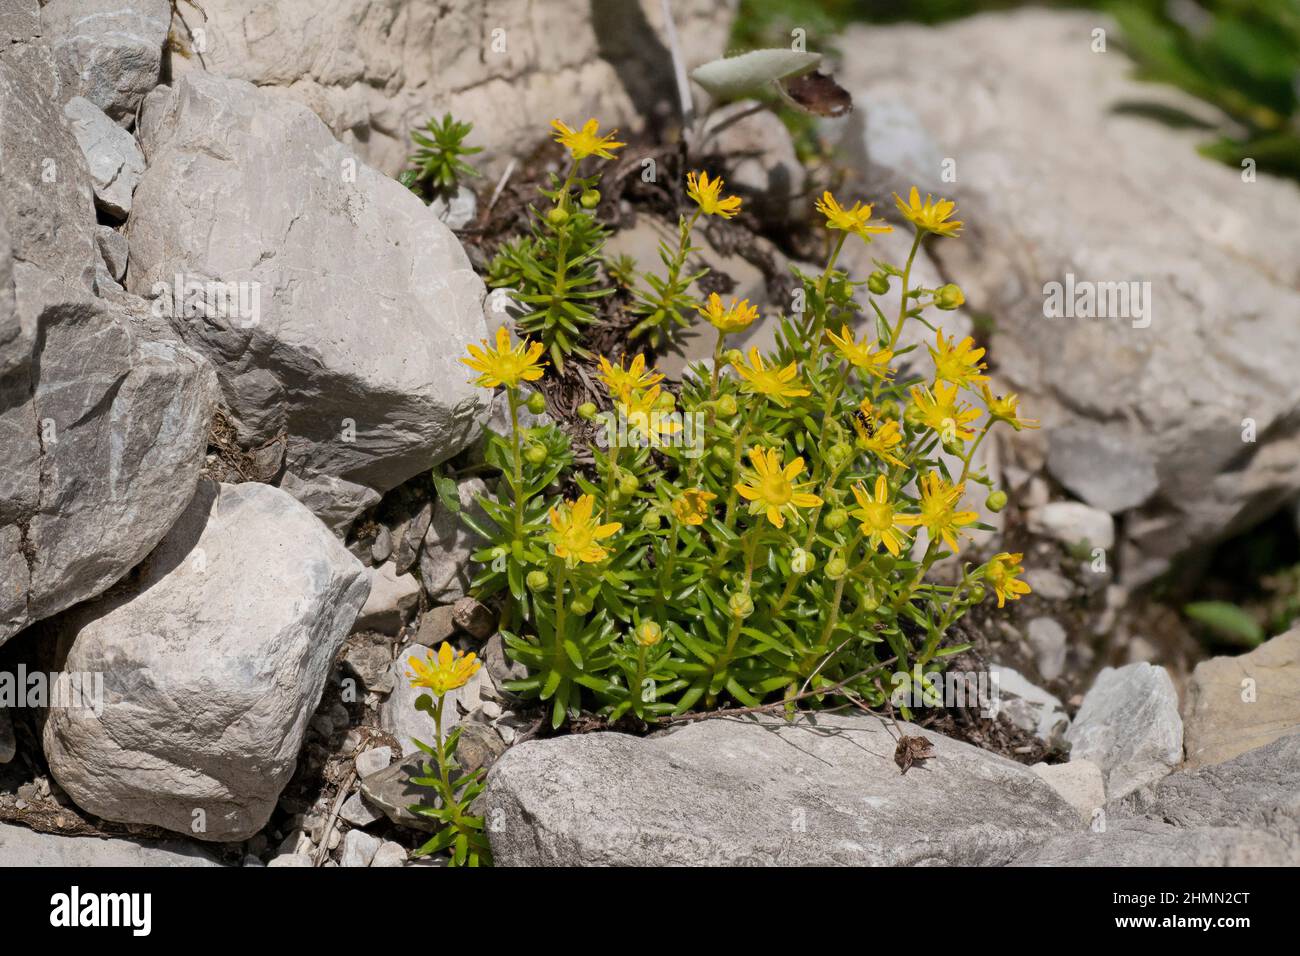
[458,122,1034,728]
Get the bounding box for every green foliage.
[409,691,492,867]
[487,168,615,371]
[400,113,482,200]
[1183,600,1265,646]
[627,214,710,347]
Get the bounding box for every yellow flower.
[686,171,742,218]
[850,475,912,557]
[929,329,988,389]
[896,472,978,553]
[618,384,682,440]
[597,353,662,402]
[825,324,894,380]
[814,191,893,241]
[894,186,962,237]
[551,118,625,160]
[734,446,823,529]
[732,347,810,406]
[851,400,906,467]
[984,551,1032,608]
[910,382,981,442]
[461,325,546,389]
[408,642,481,696]
[697,293,758,334]
[671,488,717,526]
[979,383,1040,432]
[547,494,622,563]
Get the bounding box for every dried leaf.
[894,734,937,774]
[780,71,853,117]
[691,49,822,101]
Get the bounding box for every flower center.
[760,474,792,505]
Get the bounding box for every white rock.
[354,562,421,634]
[62,96,145,218]
[420,478,489,603]
[43,481,371,841]
[1026,617,1068,681]
[41,0,170,123]
[267,853,315,868]
[1047,422,1160,514]
[95,226,129,281]
[371,841,408,867]
[0,822,222,866]
[1066,663,1183,800]
[989,664,1070,745]
[339,791,384,828]
[354,746,393,780]
[1023,568,1073,601]
[1028,501,1115,551]
[703,100,805,223]
[835,9,1300,582]
[429,185,477,231]
[1031,760,1106,825]
[129,72,489,510]
[340,828,382,867]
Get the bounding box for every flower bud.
[728,590,755,619]
[826,442,853,467]
[715,394,738,417]
[570,594,593,615]
[880,400,901,420]
[525,391,547,415]
[790,547,814,574]
[867,271,890,295]
[824,508,849,531]
[935,283,965,311]
[580,189,601,209]
[724,348,744,367]
[825,557,848,580]
[904,403,924,426]
[577,401,598,420]
[641,510,662,530]
[985,489,1008,513]
[526,569,549,590]
[524,443,547,464]
[969,585,986,604]
[618,472,640,496]
[655,391,675,411]
[634,620,663,647]
[546,206,570,226]
[711,444,733,465]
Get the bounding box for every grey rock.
[429,185,478,231]
[1047,423,1160,514]
[483,633,528,689]
[370,524,393,564]
[62,96,145,218]
[835,9,1300,580]
[1181,626,1300,768]
[1028,502,1115,552]
[394,500,433,575]
[484,713,1080,866]
[173,0,736,176]
[419,478,489,603]
[452,597,496,641]
[1018,734,1300,865]
[280,472,380,538]
[703,100,805,223]
[354,746,393,780]
[0,822,222,866]
[836,93,944,201]
[129,73,488,503]
[339,828,382,867]
[1026,617,1068,681]
[1065,663,1183,800]
[414,605,458,647]
[989,664,1070,745]
[353,561,420,634]
[41,0,170,123]
[1022,568,1073,602]
[339,791,384,828]
[1031,760,1105,825]
[0,1,40,44]
[95,226,129,282]
[358,756,437,832]
[371,841,408,867]
[267,853,314,868]
[341,640,394,694]
[43,481,371,842]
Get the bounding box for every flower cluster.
[456,121,1034,731]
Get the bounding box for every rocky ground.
[0,2,1298,867]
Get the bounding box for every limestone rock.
[0,822,223,866]
[129,72,489,507]
[43,481,371,842]
[62,96,145,219]
[419,478,489,603]
[1182,627,1300,768]
[1065,663,1183,800]
[353,561,420,634]
[484,713,1080,866]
